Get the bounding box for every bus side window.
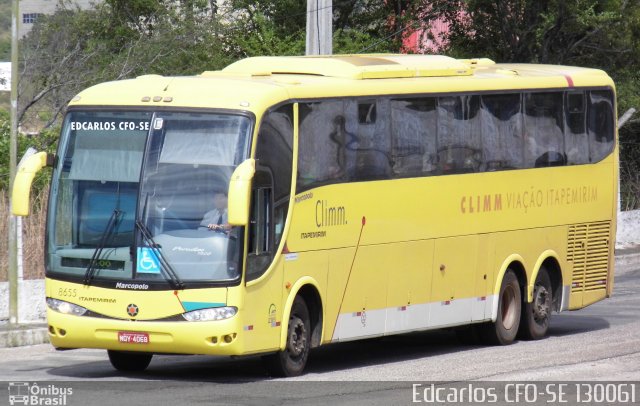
[565,91,589,165]
[297,101,346,191]
[390,97,437,176]
[524,92,565,168]
[437,95,483,174]
[588,90,615,163]
[347,99,392,181]
[480,93,524,170]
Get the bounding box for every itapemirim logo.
[8,382,73,405]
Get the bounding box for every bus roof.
[69,54,614,114]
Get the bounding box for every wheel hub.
[533,285,550,322]
[287,317,307,356]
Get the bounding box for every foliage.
[403,0,640,208]
[16,0,413,133]
[0,0,10,61]
[17,1,231,131]
[7,0,640,207]
[411,0,639,68]
[224,0,410,57]
[0,109,56,192]
[333,0,411,53]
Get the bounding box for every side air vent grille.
[567,221,611,293]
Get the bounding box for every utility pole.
[8,0,20,325]
[305,0,332,55]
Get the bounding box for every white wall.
[616,209,640,248]
[0,279,46,323]
[0,62,9,90]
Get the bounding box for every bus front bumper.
[46,309,245,356]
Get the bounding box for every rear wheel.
[518,267,553,340]
[480,270,521,345]
[263,296,311,377]
[107,350,152,372]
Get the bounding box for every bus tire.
[518,267,552,340]
[263,296,311,377]
[107,350,152,372]
[480,270,521,345]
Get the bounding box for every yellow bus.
[13,54,617,376]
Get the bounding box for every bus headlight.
[46,298,88,316]
[182,306,237,322]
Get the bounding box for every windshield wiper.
[84,209,122,285]
[135,220,184,290]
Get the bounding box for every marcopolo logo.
[127,304,139,317]
[8,382,73,405]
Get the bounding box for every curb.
[0,323,49,348]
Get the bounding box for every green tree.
[223,0,307,57]
[224,0,411,57]
[412,0,639,68]
[0,0,10,61]
[0,109,55,191]
[17,1,231,133]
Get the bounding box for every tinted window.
[247,105,293,281]
[437,96,483,174]
[298,101,347,191]
[256,106,293,202]
[347,99,392,181]
[296,89,615,191]
[524,93,565,167]
[480,94,524,170]
[588,90,615,163]
[565,91,589,164]
[390,98,438,175]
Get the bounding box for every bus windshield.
[47,110,252,286]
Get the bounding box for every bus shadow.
[547,313,610,337]
[46,354,270,382]
[46,314,610,382]
[304,329,470,374]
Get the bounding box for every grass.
[0,189,47,281]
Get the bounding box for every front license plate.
[118,331,149,344]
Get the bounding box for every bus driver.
[199,190,230,233]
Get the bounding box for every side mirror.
[12,151,50,216]
[227,159,256,226]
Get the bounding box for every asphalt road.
[0,261,639,405]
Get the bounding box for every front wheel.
[518,267,553,340]
[479,269,521,345]
[107,350,152,372]
[263,296,311,377]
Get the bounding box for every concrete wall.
[0,279,46,323]
[617,209,640,248]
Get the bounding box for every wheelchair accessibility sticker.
[137,247,161,274]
